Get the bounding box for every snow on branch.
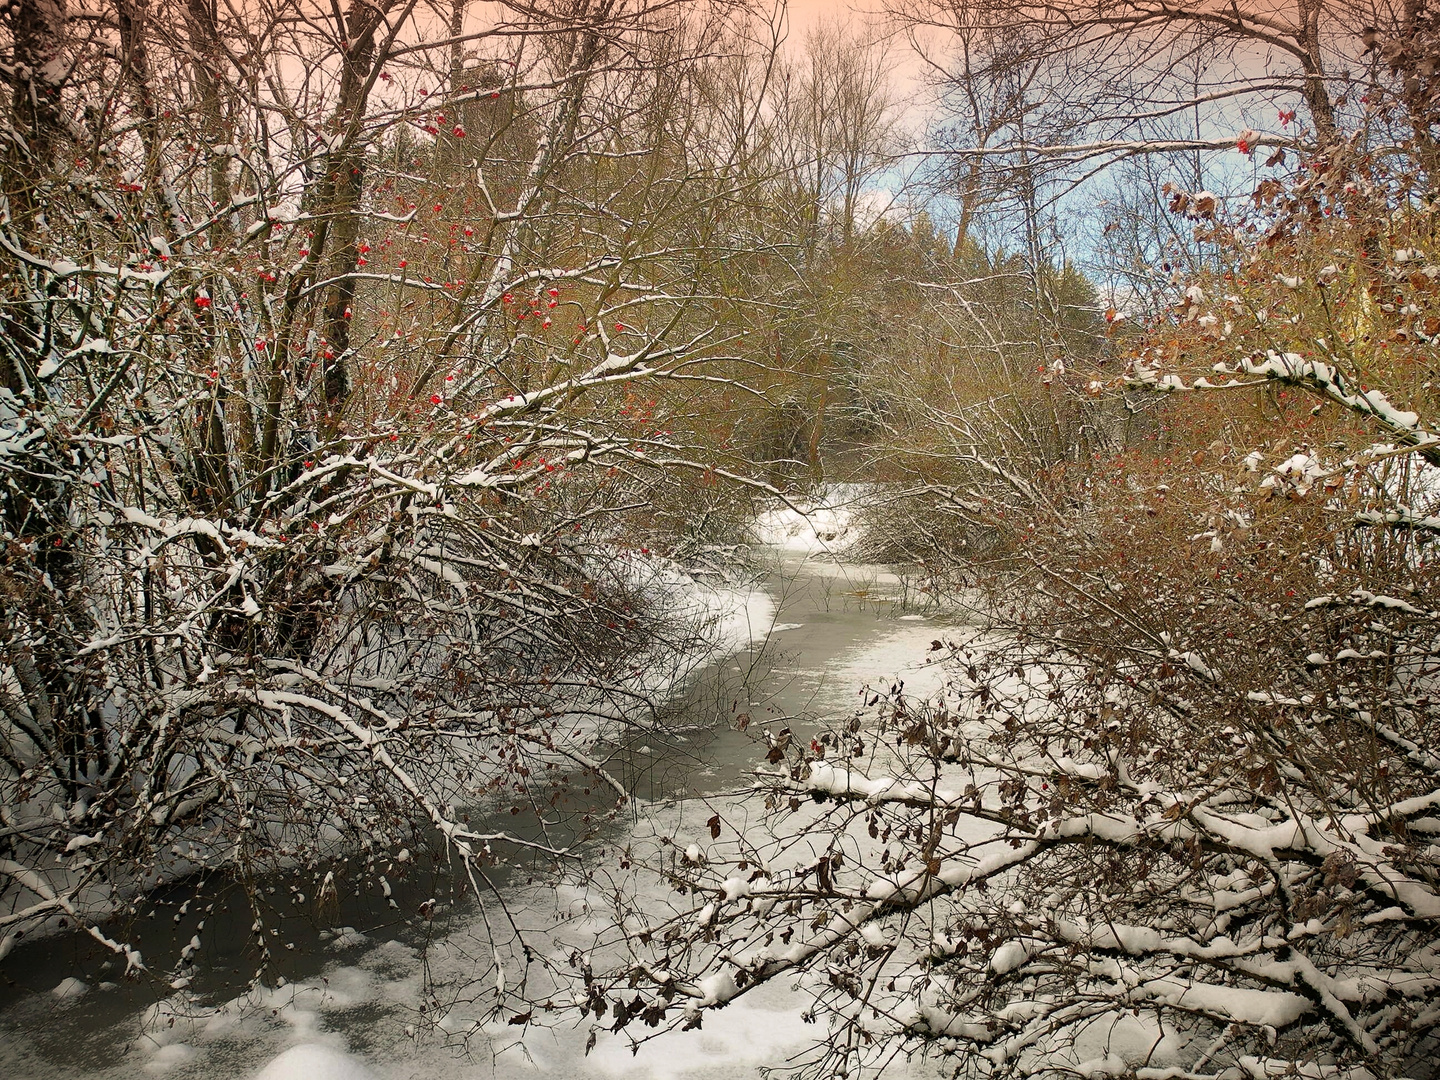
[594,619,1440,1078]
[1130,350,1440,466]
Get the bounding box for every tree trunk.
[4,0,68,240]
[1295,0,1336,141]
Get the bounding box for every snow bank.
[143,1043,199,1075]
[749,486,865,554]
[252,1044,378,1080]
[51,976,89,1000]
[681,578,777,655]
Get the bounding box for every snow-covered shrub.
[0,0,780,986]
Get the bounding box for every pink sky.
[776,0,932,96]
[783,0,891,39]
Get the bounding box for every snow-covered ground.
[747,485,868,555]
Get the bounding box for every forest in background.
[4,1,1440,1078]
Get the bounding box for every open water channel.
[0,551,961,1080]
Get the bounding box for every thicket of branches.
[12,2,1440,1079]
[586,6,1440,1080]
[0,0,847,983]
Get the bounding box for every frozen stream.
[0,552,962,1080]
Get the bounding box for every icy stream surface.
[0,548,961,1080]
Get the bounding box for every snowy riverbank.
[0,496,961,1080]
